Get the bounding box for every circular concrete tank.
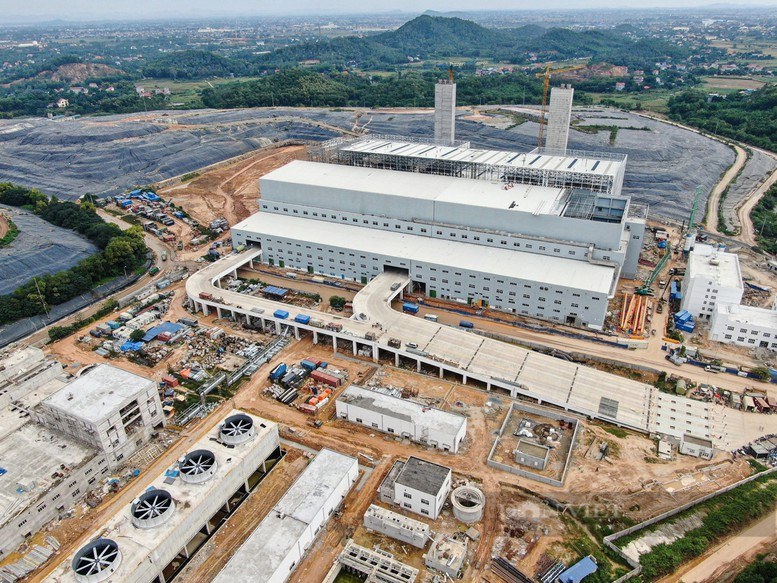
[451,485,485,524]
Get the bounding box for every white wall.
[710,305,777,350]
[393,470,451,520]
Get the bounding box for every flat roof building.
[682,244,743,321]
[213,448,359,583]
[45,411,281,583]
[379,457,452,520]
[515,439,551,471]
[336,385,467,452]
[232,154,646,330]
[710,302,777,351]
[34,364,164,468]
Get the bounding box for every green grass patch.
[604,427,630,439]
[180,172,200,182]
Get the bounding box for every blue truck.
[294,314,311,325]
[273,309,289,319]
[402,302,420,314]
[459,320,474,329]
[269,363,287,381]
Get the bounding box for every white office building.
[34,364,164,468]
[336,385,467,452]
[681,244,743,321]
[379,457,452,520]
[213,448,359,583]
[710,303,777,350]
[232,145,645,330]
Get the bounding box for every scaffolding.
[310,135,627,196]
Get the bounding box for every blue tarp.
[120,341,144,352]
[143,321,183,342]
[144,193,161,202]
[263,286,289,298]
[558,556,598,583]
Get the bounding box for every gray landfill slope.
[0,204,98,296]
[720,149,776,233]
[0,107,734,222]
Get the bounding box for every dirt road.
[664,507,777,583]
[0,213,9,239]
[737,164,777,247]
[706,144,747,235]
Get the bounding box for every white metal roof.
[41,364,155,423]
[213,448,358,583]
[338,138,623,179]
[338,385,466,437]
[234,212,614,295]
[263,160,570,216]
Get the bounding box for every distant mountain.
[375,15,515,57]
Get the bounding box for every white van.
[424,314,439,322]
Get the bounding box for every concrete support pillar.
[274,321,281,335]
[232,268,238,278]
[416,359,421,373]
[216,306,223,319]
[245,314,250,326]
[333,337,338,354]
[394,352,399,367]
[215,279,221,289]
[486,381,491,392]
[372,346,379,363]
[352,341,357,356]
[262,459,267,473]
[182,545,190,559]
[313,331,318,345]
[245,480,251,492]
[158,571,167,583]
[203,521,212,535]
[462,374,467,384]
[231,309,237,321]
[224,499,231,513]
[202,303,210,317]
[294,326,300,340]
[439,366,444,378]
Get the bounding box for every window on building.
[421,499,430,505]
[421,509,430,516]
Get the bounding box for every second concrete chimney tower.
[434,67,456,146]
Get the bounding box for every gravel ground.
[0,204,97,296]
[0,106,735,222]
[720,149,777,233]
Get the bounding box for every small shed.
[262,286,289,299]
[558,556,598,583]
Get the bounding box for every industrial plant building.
[710,303,777,350]
[46,411,282,583]
[681,244,743,321]
[363,504,431,549]
[33,364,164,468]
[213,448,359,583]
[336,385,467,452]
[379,457,452,520]
[231,138,645,330]
[0,349,110,558]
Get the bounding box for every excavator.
[535,63,586,148]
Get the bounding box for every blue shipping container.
[403,303,420,314]
[295,314,311,325]
[273,310,289,319]
[300,359,318,371]
[269,363,287,380]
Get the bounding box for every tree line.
[0,184,148,325]
[201,68,546,109]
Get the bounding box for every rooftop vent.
[220,413,255,446]
[72,538,121,583]
[131,488,175,529]
[179,449,217,484]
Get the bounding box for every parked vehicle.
[459,320,474,329]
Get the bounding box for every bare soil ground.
[0,213,8,239]
[158,144,307,227]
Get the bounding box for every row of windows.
[260,203,610,259]
[726,326,772,338]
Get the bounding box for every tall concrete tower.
[545,84,574,152]
[434,68,456,146]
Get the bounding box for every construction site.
[1,69,777,583]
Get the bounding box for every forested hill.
[141,15,695,79]
[374,15,516,56]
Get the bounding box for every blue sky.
[2,0,776,19]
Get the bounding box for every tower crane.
[535,63,586,148]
